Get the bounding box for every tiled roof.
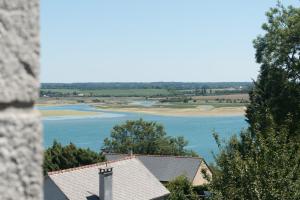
[105,154,203,182]
[47,157,170,200]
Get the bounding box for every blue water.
[41,104,247,163]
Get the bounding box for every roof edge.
[149,192,170,200]
[47,155,135,176]
[105,153,203,160]
[192,159,203,183]
[135,158,171,194]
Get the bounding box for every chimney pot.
[99,167,113,200]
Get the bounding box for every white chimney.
[99,167,113,200]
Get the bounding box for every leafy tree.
[210,115,300,199]
[210,4,300,199]
[167,176,198,200]
[246,3,300,137]
[103,119,197,156]
[43,140,104,174]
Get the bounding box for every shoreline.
[36,103,80,107]
[36,102,246,117]
[39,110,102,117]
[96,106,246,117]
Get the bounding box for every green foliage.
[246,3,300,137]
[40,88,173,97]
[43,140,104,174]
[211,4,300,199]
[103,119,198,156]
[167,176,198,200]
[210,116,300,199]
[40,82,252,97]
[193,184,209,196]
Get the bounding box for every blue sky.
[41,0,299,83]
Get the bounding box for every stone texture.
[0,0,42,199]
[0,0,40,103]
[0,112,42,200]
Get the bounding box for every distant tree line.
[41,82,252,91]
[159,97,192,103]
[40,89,173,98]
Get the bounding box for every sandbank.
[40,110,101,117]
[97,106,246,117]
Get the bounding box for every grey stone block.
[0,112,43,200]
[0,1,42,199]
[0,0,40,103]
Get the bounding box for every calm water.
[41,104,247,163]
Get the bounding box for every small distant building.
[77,93,84,97]
[105,153,212,186]
[44,157,170,200]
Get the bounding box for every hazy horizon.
[41,81,252,84]
[41,0,299,83]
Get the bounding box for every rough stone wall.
[0,0,42,200]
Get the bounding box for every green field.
[39,88,249,109]
[41,88,173,97]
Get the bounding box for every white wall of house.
[192,162,212,186]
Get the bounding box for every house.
[105,153,212,186]
[44,156,170,200]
